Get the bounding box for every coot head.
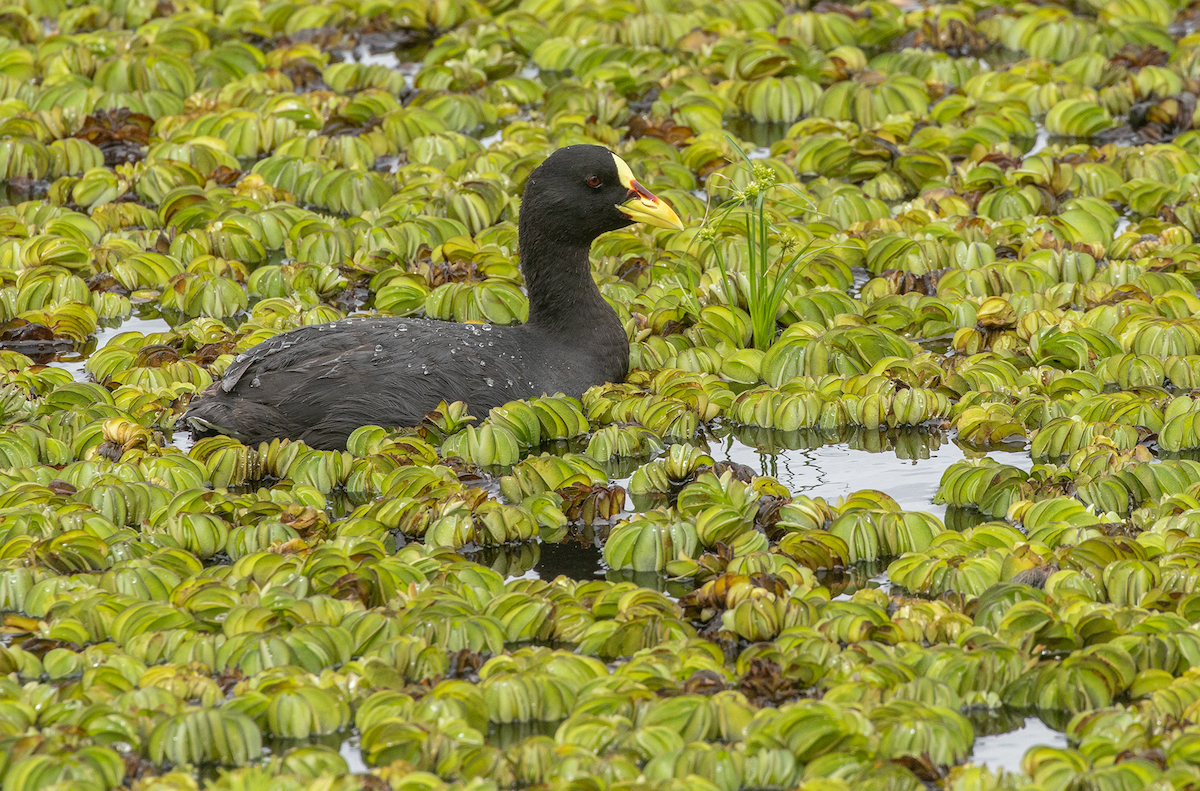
[520,145,684,243]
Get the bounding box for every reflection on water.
[168,431,196,454]
[717,424,951,458]
[724,118,792,148]
[1026,127,1050,156]
[48,315,174,382]
[606,567,695,599]
[265,731,348,759]
[967,706,1027,738]
[339,738,368,773]
[944,506,992,532]
[533,539,604,581]
[466,542,541,579]
[492,428,1035,586]
[826,561,890,600]
[969,715,1068,773]
[334,711,1065,776]
[716,428,1033,519]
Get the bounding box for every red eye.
[586,175,602,187]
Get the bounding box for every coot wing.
[190,317,531,448]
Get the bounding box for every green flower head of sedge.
[752,163,777,189]
[696,226,718,243]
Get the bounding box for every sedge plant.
[692,138,822,351]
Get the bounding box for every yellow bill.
[613,153,685,230]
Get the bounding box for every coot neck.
[518,222,620,337]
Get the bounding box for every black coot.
[185,145,684,450]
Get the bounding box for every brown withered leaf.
[0,319,63,363]
[445,649,486,680]
[978,150,1023,170]
[331,573,372,606]
[881,269,945,296]
[270,538,311,554]
[0,319,53,343]
[188,341,237,366]
[215,667,244,694]
[692,460,756,483]
[207,165,243,185]
[72,109,152,166]
[133,344,181,368]
[559,482,626,523]
[753,496,787,536]
[737,657,805,707]
[47,479,77,496]
[681,669,727,696]
[85,272,129,296]
[1110,43,1169,70]
[19,637,81,657]
[73,108,152,145]
[279,504,324,531]
[321,114,383,137]
[627,115,695,146]
[891,755,948,783]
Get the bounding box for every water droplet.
[374,345,382,352]
[398,325,407,331]
[250,376,261,388]
[485,377,494,387]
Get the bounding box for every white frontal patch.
[612,153,636,189]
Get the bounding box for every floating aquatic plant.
[5,0,1200,789]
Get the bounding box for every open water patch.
[717,431,1033,518]
[969,716,1069,773]
[47,315,173,382]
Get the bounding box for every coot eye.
[586,175,602,187]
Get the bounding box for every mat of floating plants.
[6,0,1200,789]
